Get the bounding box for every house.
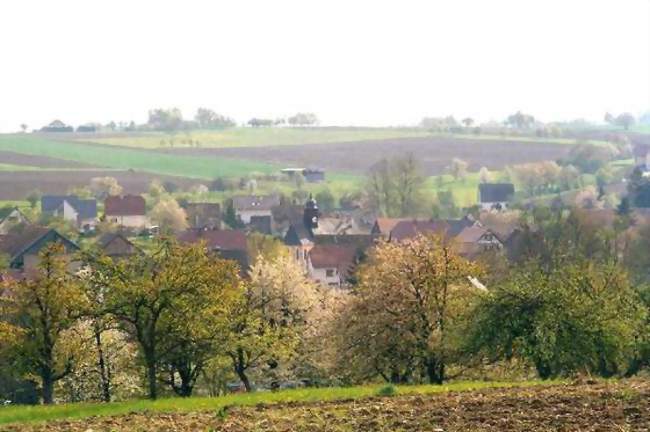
[105,195,148,229]
[177,229,249,273]
[304,169,325,183]
[232,195,280,224]
[0,207,30,235]
[478,183,515,211]
[371,218,410,238]
[307,244,357,288]
[96,232,141,258]
[41,195,97,231]
[0,226,79,270]
[284,196,374,270]
[249,215,272,235]
[453,225,503,257]
[184,203,222,229]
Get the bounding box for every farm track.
[6,379,648,432]
[156,136,575,176]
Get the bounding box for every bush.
[376,384,397,397]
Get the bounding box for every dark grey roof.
[478,183,515,203]
[41,195,97,219]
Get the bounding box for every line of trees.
[1,207,649,404]
[0,241,333,403]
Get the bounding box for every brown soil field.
[159,137,574,175]
[0,151,98,169]
[8,380,649,432]
[0,170,200,200]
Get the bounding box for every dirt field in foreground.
[159,137,574,175]
[6,380,649,432]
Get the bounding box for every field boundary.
[0,380,559,426]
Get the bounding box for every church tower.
[303,194,319,230]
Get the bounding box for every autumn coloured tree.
[335,234,481,384]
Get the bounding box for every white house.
[41,195,97,231]
[232,195,280,224]
[307,244,357,288]
[104,195,149,229]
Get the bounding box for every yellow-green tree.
[0,243,87,404]
[335,234,481,384]
[84,239,240,399]
[225,255,318,391]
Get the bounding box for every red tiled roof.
[372,218,410,235]
[105,195,146,216]
[177,229,247,251]
[309,244,356,271]
[389,220,449,243]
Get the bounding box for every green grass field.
[0,135,278,179]
[75,127,430,149]
[0,380,555,426]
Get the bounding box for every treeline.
[1,208,649,405]
[32,109,320,134]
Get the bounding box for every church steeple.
[303,194,319,230]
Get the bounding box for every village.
[1,175,526,287]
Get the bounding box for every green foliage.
[314,189,336,212]
[223,200,244,229]
[565,142,616,174]
[365,154,425,217]
[627,167,650,208]
[82,239,242,399]
[376,384,397,397]
[0,135,277,179]
[468,259,646,379]
[0,244,88,404]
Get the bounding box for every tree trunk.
[41,373,54,405]
[145,354,157,400]
[426,355,444,385]
[234,348,252,392]
[175,364,195,397]
[94,326,111,402]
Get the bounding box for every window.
[325,269,335,277]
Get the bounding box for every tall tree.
[224,256,316,391]
[469,259,646,378]
[0,244,87,404]
[365,154,425,217]
[84,240,236,400]
[335,234,481,384]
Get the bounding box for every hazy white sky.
[0,0,648,132]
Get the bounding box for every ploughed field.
[0,151,99,169]
[158,136,574,176]
[0,170,200,200]
[4,380,648,432]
